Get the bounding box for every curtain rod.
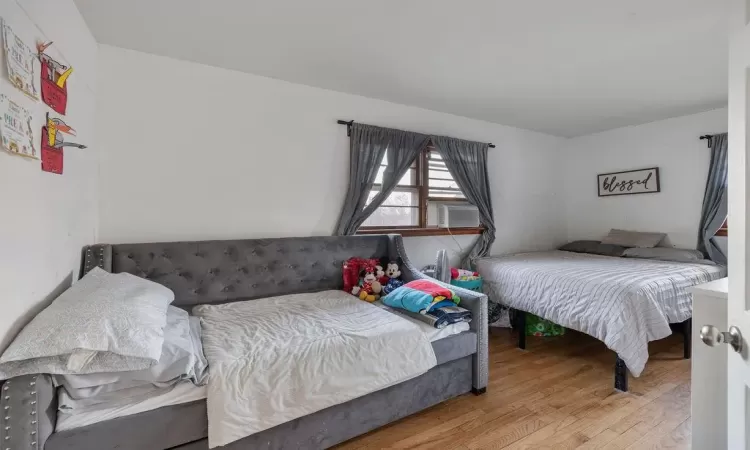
[337,120,496,148]
[699,134,713,148]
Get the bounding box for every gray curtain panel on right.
[432,136,496,269]
[697,132,728,265]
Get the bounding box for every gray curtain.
[697,133,728,265]
[432,136,496,269]
[335,124,429,235]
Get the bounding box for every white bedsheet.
[477,251,726,376]
[193,290,437,448]
[56,381,207,431]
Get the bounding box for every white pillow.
[0,267,174,379]
[600,229,666,248]
[57,307,208,398]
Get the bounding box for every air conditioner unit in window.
[437,204,480,228]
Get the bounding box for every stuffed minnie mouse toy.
[351,265,382,302]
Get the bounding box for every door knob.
[700,324,743,353]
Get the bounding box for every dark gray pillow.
[559,240,627,257]
[622,247,705,263]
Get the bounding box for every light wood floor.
[335,329,691,450]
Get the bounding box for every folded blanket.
[428,306,472,328]
[381,280,460,314]
[400,306,472,329]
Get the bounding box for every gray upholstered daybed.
[0,234,487,450]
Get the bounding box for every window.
[716,218,728,236]
[359,147,482,236]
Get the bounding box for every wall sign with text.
[597,167,660,197]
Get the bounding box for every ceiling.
[73,0,728,137]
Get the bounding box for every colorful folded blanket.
[427,306,472,328]
[400,306,472,329]
[381,279,460,314]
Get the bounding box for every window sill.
[356,227,484,237]
[716,228,728,237]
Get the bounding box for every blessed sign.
[597,167,660,197]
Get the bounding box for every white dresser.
[690,277,728,450]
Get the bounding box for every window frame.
[716,218,728,237]
[357,146,484,237]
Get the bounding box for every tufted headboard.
[80,235,406,307]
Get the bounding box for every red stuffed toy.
[342,257,380,294]
[352,265,382,302]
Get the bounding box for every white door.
[728,0,750,447]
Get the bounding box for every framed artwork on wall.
[597,167,660,197]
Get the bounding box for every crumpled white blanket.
[193,290,437,448]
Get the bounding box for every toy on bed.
[375,264,388,285]
[352,265,382,302]
[381,279,460,314]
[343,257,380,293]
[381,260,404,295]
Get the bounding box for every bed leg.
[472,387,487,395]
[614,356,628,392]
[516,310,526,350]
[683,318,692,359]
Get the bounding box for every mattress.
[55,304,469,432]
[476,250,726,376]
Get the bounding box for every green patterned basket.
[526,314,565,336]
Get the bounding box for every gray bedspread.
[476,251,726,376]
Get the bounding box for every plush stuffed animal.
[375,264,388,285]
[381,261,404,295]
[352,266,382,302]
[450,268,479,280]
[343,257,380,294]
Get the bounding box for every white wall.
[563,108,727,249]
[96,45,567,269]
[0,0,98,350]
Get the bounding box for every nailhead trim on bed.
[0,375,53,450]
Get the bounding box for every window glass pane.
[429,178,461,190]
[374,167,415,185]
[366,189,418,207]
[426,152,465,199]
[429,169,455,181]
[362,207,419,227]
[363,189,419,227]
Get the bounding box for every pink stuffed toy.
[450,268,479,279]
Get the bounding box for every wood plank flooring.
[334,329,691,450]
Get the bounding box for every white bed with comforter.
[477,250,726,376]
[193,290,437,448]
[55,301,468,432]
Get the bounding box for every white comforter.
[477,251,726,376]
[193,290,437,448]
